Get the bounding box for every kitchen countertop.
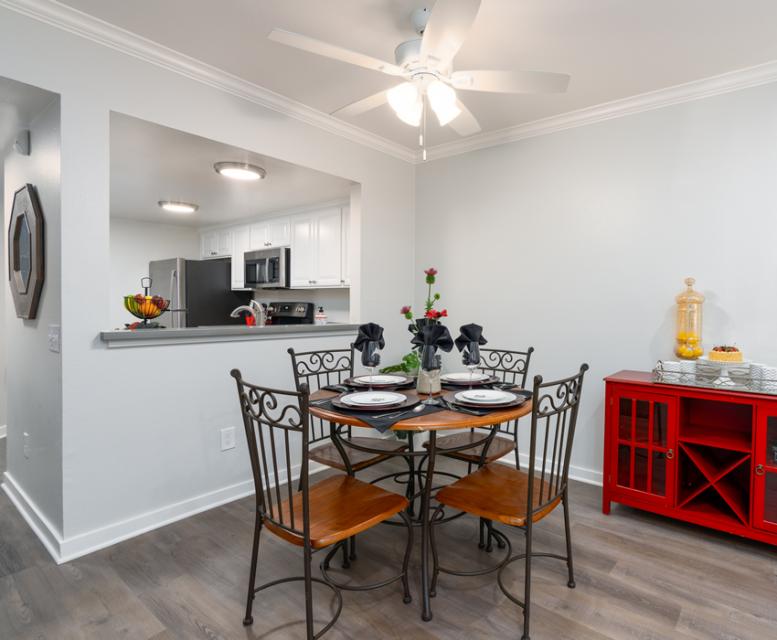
[100,323,359,348]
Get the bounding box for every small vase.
[417,368,441,395]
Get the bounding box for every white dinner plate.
[341,391,405,407]
[352,374,407,385]
[454,389,517,405]
[441,372,490,382]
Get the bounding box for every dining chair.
[288,346,410,564]
[231,369,413,639]
[430,364,589,640]
[422,346,534,550]
[431,346,534,470]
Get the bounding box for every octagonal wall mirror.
[8,184,45,319]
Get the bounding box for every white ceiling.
[61,0,777,151]
[110,113,353,227]
[0,77,58,154]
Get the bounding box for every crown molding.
[5,1,777,166]
[0,0,417,163]
[423,59,777,162]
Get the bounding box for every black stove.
[266,302,314,325]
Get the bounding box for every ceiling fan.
[268,0,570,155]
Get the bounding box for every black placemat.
[322,381,415,393]
[440,390,533,417]
[309,398,445,433]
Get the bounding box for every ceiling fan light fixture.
[427,80,461,126]
[387,82,422,126]
[213,161,266,181]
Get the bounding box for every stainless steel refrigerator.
[148,258,251,328]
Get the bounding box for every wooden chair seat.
[423,431,515,464]
[435,463,562,527]
[310,436,408,472]
[264,475,409,549]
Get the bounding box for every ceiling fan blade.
[331,89,391,118]
[420,0,481,69]
[450,69,570,94]
[449,99,481,137]
[268,29,404,76]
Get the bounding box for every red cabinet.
[604,371,777,546]
[609,390,677,507]
[754,411,777,534]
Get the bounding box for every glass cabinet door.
[754,415,777,533]
[613,393,675,505]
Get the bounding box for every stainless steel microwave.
[244,247,290,289]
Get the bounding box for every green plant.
[380,351,420,374]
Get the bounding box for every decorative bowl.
[124,294,170,320]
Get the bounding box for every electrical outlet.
[23,432,30,459]
[220,427,236,452]
[48,325,61,353]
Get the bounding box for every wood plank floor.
[1,437,775,639]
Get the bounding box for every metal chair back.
[479,347,534,387]
[477,346,534,438]
[288,346,354,444]
[231,369,311,542]
[526,364,589,518]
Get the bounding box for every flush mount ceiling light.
[267,0,570,159]
[213,161,267,181]
[158,200,199,214]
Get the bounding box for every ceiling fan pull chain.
[421,91,428,161]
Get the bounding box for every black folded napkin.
[455,323,488,365]
[322,384,352,393]
[322,381,415,393]
[411,324,454,370]
[310,399,444,433]
[354,322,385,368]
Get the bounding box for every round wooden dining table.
[309,388,533,622]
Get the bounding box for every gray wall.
[0,6,414,560]
[416,82,777,483]
[3,98,62,532]
[0,165,5,429]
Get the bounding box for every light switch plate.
[220,427,236,451]
[48,325,61,353]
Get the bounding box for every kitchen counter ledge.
[100,323,359,348]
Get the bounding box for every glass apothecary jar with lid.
[675,277,704,359]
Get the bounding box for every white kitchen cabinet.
[201,207,348,288]
[249,217,290,249]
[290,207,344,288]
[248,222,266,250]
[267,217,290,246]
[218,230,233,256]
[201,231,219,258]
[201,229,233,259]
[231,225,250,289]
[315,208,342,286]
[340,206,350,287]
[289,215,317,287]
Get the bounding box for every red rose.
[440,309,448,317]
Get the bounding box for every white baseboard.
[4,463,326,564]
[501,452,603,487]
[3,445,600,566]
[2,471,64,560]
[0,424,6,439]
